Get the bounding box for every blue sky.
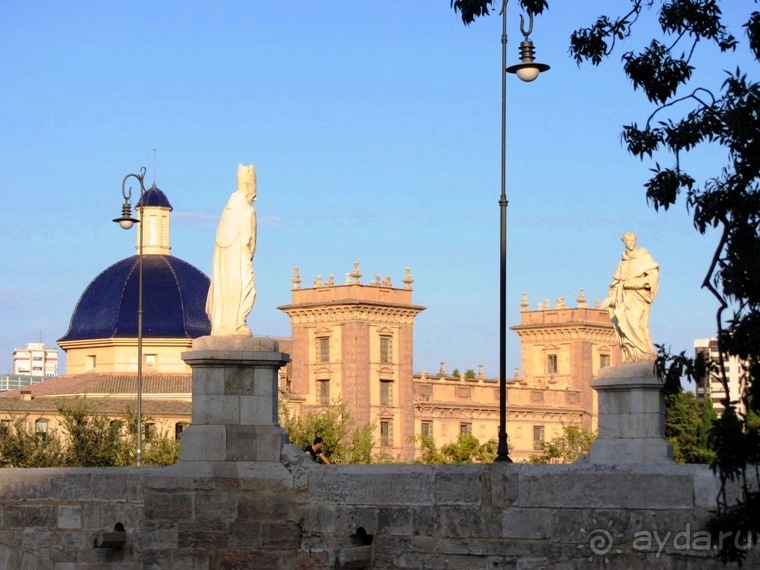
[1,2,754,377]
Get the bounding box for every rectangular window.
[380,420,393,446]
[547,354,558,374]
[380,336,392,363]
[149,215,158,246]
[144,423,155,440]
[161,216,168,246]
[145,354,157,368]
[380,380,392,406]
[317,337,330,363]
[318,380,330,406]
[459,423,472,437]
[86,355,96,370]
[421,421,432,437]
[600,354,611,369]
[533,425,545,450]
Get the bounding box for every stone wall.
[0,456,754,569]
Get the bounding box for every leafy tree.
[0,416,64,468]
[0,404,180,468]
[465,369,477,379]
[529,425,596,464]
[58,400,125,467]
[452,1,759,562]
[451,368,460,378]
[413,433,497,463]
[279,397,376,463]
[665,389,715,463]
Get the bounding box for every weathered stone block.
[378,507,413,536]
[253,366,278,397]
[191,366,226,396]
[518,466,693,509]
[310,466,434,505]
[141,520,178,551]
[224,366,254,395]
[144,492,193,520]
[434,466,483,505]
[57,505,81,529]
[260,521,301,549]
[193,394,240,425]
[5,506,56,529]
[239,394,277,425]
[177,522,230,548]
[224,425,258,461]
[180,425,226,462]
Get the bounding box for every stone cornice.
[279,301,425,325]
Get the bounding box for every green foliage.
[413,433,496,464]
[465,369,477,379]
[528,425,596,464]
[451,369,460,378]
[279,397,376,464]
[57,400,125,467]
[0,403,180,468]
[665,389,715,464]
[0,416,64,468]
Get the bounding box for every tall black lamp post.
[112,167,147,466]
[495,1,549,462]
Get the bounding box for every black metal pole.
[495,0,512,462]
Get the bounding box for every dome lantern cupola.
[136,184,173,255]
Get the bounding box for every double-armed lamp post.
[495,0,549,462]
[112,167,147,467]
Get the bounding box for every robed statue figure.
[603,232,659,362]
[206,164,257,335]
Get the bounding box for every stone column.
[587,361,673,464]
[179,336,290,462]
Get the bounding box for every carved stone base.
[180,336,290,462]
[588,361,673,465]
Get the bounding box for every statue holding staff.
[603,232,659,361]
[206,164,257,336]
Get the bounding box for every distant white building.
[694,338,746,415]
[12,343,58,378]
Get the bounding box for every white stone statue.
[603,232,659,361]
[205,164,257,335]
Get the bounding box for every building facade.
[694,337,746,415]
[280,266,621,462]
[12,342,58,378]
[278,265,424,460]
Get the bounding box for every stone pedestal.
[179,336,290,462]
[588,361,673,465]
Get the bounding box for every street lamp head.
[113,167,146,230]
[113,202,140,230]
[506,39,550,82]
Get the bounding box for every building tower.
[508,291,621,458]
[279,265,425,460]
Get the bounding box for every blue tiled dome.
[59,255,210,342]
[135,184,173,210]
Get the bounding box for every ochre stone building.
[279,267,621,462]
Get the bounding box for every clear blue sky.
[1,2,754,376]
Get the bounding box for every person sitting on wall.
[304,437,331,464]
